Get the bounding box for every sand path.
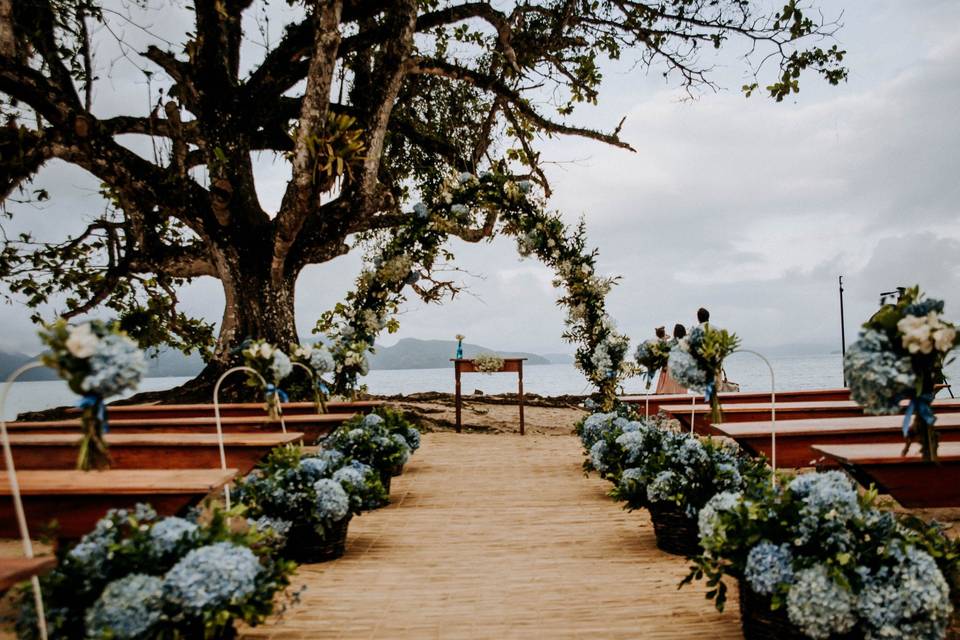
[243,432,742,639]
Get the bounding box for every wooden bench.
[69,400,384,420]
[5,432,303,472]
[5,413,355,444]
[812,442,960,508]
[660,399,960,435]
[713,414,960,468]
[0,469,236,539]
[0,557,57,594]
[621,388,858,415]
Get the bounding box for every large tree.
[0,0,844,390]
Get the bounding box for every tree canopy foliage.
[0,0,845,389]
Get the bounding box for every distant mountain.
[0,349,57,380]
[541,352,575,364]
[369,338,550,370]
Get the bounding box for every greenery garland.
[316,168,630,408]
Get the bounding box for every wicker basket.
[737,579,862,640]
[379,468,393,494]
[284,516,351,563]
[646,500,700,556]
[390,463,405,477]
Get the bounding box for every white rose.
[65,323,99,358]
[259,343,273,359]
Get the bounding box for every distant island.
[0,337,574,380]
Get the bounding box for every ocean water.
[3,354,958,420]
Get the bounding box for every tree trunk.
[163,243,302,402]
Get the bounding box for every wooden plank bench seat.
[5,413,355,444]
[5,432,304,472]
[811,442,960,508]
[0,557,57,594]
[713,414,960,468]
[68,400,384,420]
[621,388,858,415]
[660,399,960,435]
[0,469,236,538]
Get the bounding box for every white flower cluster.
[898,311,956,355]
[242,340,293,384]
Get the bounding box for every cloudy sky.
[2,0,959,357]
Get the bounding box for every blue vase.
[456,340,463,360]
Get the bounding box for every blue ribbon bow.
[77,394,108,433]
[902,392,936,437]
[265,384,289,403]
[317,380,330,395]
[704,379,716,404]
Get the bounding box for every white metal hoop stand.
[1,361,49,640]
[213,366,283,509]
[690,395,696,434]
[730,349,777,486]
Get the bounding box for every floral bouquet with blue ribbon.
[634,337,672,389]
[39,319,146,470]
[845,286,958,461]
[667,324,740,425]
[291,342,335,413]
[241,340,292,421]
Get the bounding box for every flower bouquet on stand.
[39,320,147,470]
[473,352,505,373]
[322,413,411,495]
[233,446,386,563]
[291,342,335,413]
[15,504,296,639]
[687,471,959,640]
[668,324,740,425]
[455,334,465,359]
[844,286,958,460]
[242,340,293,421]
[635,338,673,389]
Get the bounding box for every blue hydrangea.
[844,329,916,414]
[714,462,743,492]
[162,542,261,616]
[314,478,350,524]
[309,346,335,374]
[363,414,385,428]
[675,437,708,468]
[80,333,147,397]
[788,471,862,548]
[85,573,163,639]
[580,412,617,448]
[405,428,421,451]
[457,172,474,184]
[451,204,469,218]
[786,564,857,639]
[857,546,952,640]
[615,430,647,465]
[332,465,366,493]
[413,202,429,218]
[67,539,110,574]
[667,348,708,392]
[517,180,532,194]
[269,349,292,382]
[390,433,411,465]
[149,517,199,556]
[745,542,795,596]
[589,439,609,473]
[301,449,345,478]
[647,470,682,504]
[620,467,644,487]
[248,516,292,546]
[697,491,743,550]
[905,298,945,317]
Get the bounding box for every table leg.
[518,364,525,436]
[455,366,462,433]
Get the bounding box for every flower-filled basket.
[688,471,959,640]
[233,446,386,563]
[323,413,411,494]
[844,286,958,460]
[372,406,422,475]
[15,505,295,639]
[39,320,147,470]
[241,340,293,421]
